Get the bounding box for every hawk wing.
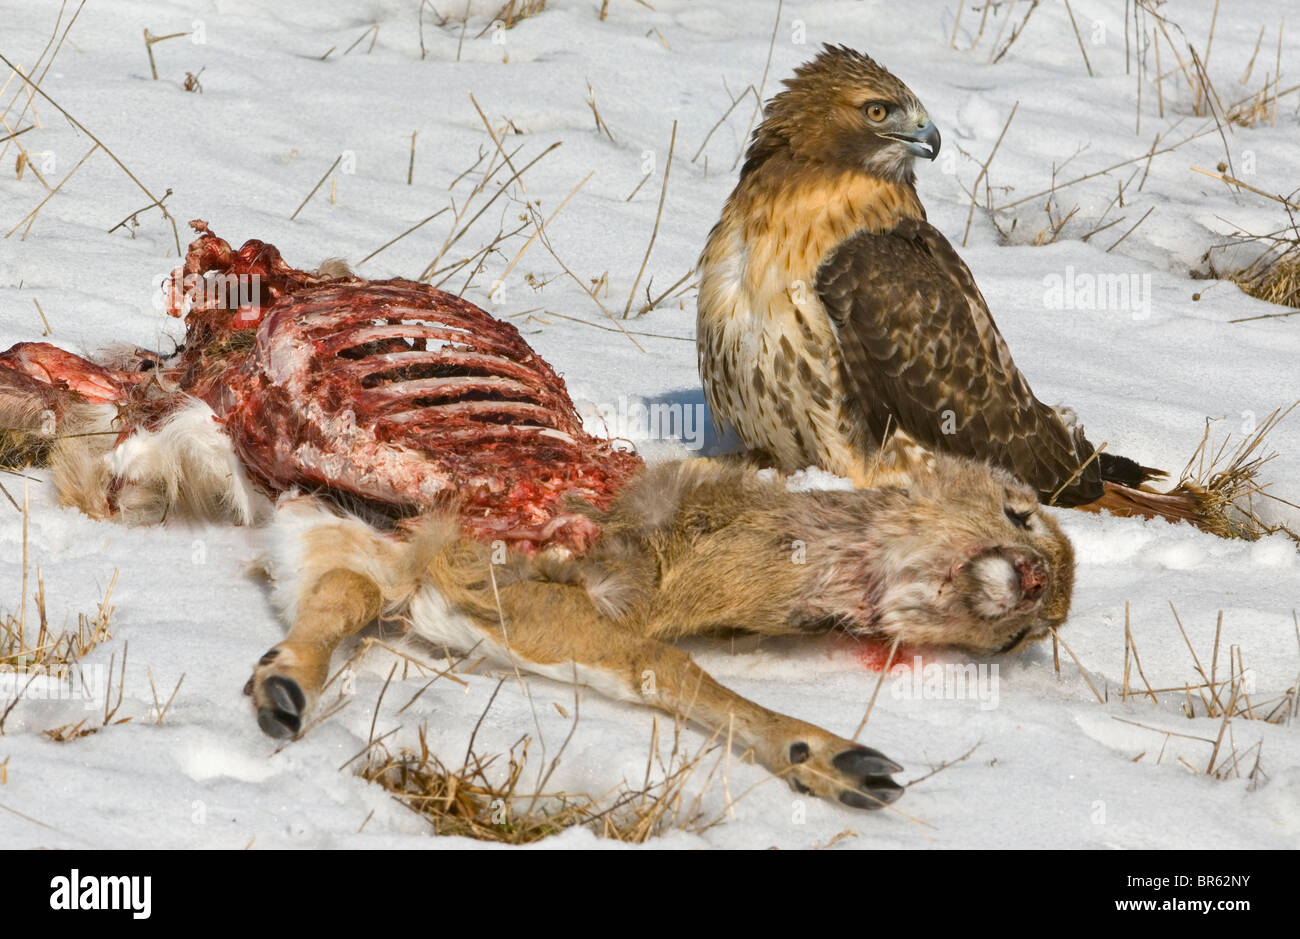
[815,218,1103,506]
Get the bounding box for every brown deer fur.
[249,453,1074,811]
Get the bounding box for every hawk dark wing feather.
[815,218,1104,506]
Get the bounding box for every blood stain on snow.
[833,636,931,672]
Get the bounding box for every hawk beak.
[885,120,941,161]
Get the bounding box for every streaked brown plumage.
[698,45,1145,506]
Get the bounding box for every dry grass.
[359,724,725,844]
[1218,225,1300,314]
[1230,244,1300,310]
[142,28,189,81]
[1116,605,1298,790]
[476,0,548,35]
[1,491,116,675]
[1,4,182,253]
[38,642,131,742]
[1,568,117,674]
[1175,402,1299,543]
[1137,0,1283,127]
[447,95,651,348]
[355,677,731,844]
[0,489,121,737]
[417,0,549,58]
[1193,165,1300,315]
[961,2,1298,247]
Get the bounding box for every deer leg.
[478,579,904,810]
[248,496,416,739]
[247,568,381,738]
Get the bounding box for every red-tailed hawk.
[698,45,1158,510]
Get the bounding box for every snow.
[1,0,1298,849]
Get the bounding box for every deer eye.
[1005,507,1032,529]
[864,101,889,123]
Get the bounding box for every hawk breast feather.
[814,217,1104,506]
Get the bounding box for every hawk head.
[745,45,940,184]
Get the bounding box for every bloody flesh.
[2,221,643,553]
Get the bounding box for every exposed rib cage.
[3,221,643,553]
[225,278,642,550]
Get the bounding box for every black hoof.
[832,746,904,811]
[838,780,905,810]
[831,747,903,778]
[256,675,306,739]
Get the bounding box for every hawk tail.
[1046,431,1166,507]
[1076,479,1252,539]
[1058,439,1240,537]
[1097,451,1167,488]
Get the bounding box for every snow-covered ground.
[1,0,1297,849]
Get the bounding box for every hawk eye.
[864,101,889,123]
[1005,507,1032,529]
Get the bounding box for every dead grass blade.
[358,689,723,844]
[0,50,181,253]
[1175,402,1298,542]
[622,120,676,318]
